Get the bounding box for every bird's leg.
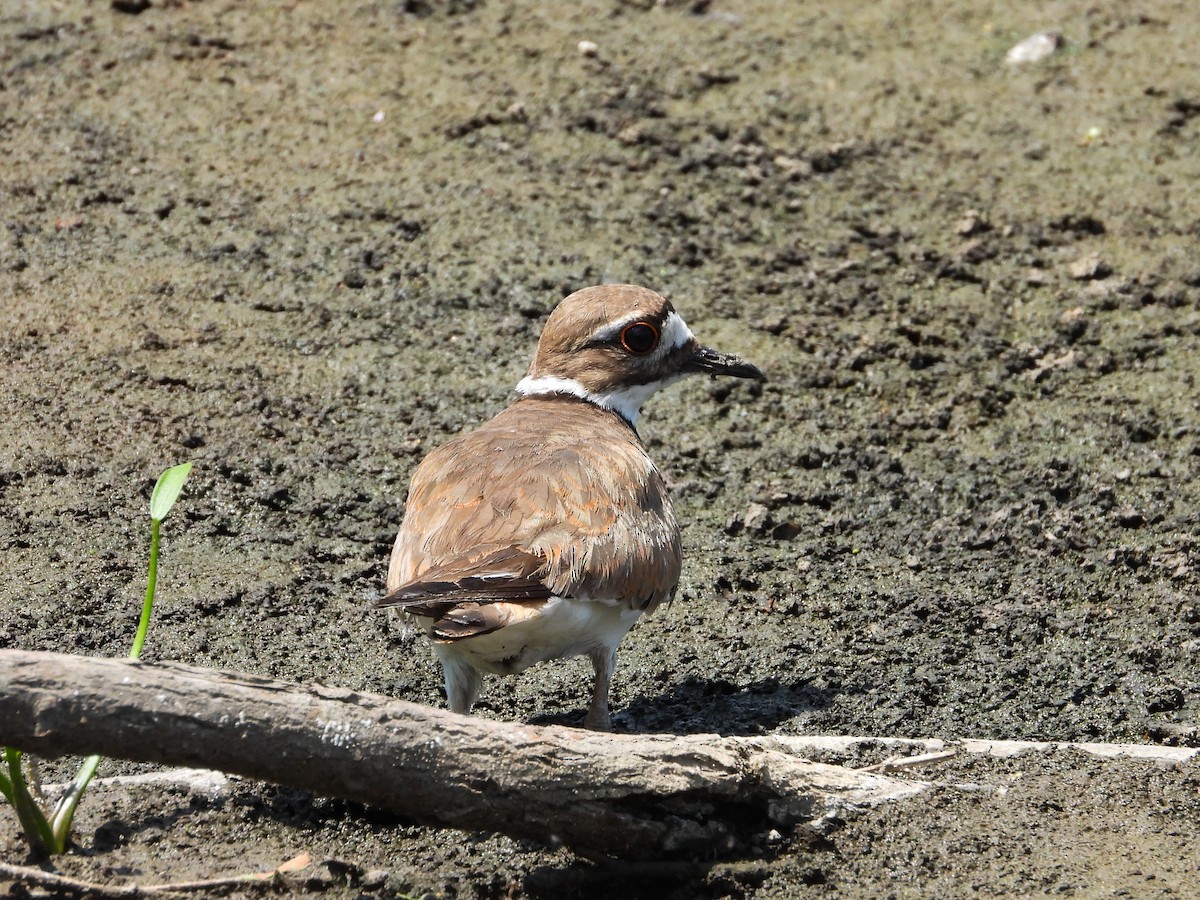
[585,646,616,731]
[436,649,482,715]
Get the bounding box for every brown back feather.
[386,395,682,615]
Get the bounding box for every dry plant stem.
[0,861,304,898]
[0,649,920,861]
[771,734,1197,763]
[856,749,961,773]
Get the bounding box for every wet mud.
[2,0,1199,896]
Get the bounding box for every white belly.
[433,596,642,675]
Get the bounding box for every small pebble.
[743,502,771,534]
[955,210,990,237]
[361,869,389,890]
[1005,31,1062,65]
[1068,254,1111,281]
[1058,306,1085,326]
[1115,507,1145,528]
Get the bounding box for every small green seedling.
[133,461,193,660]
[0,461,192,856]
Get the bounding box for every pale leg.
[585,646,617,731]
[435,647,482,715]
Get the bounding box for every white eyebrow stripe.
[587,310,695,355]
[659,310,695,352]
[586,310,654,344]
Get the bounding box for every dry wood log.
[0,649,922,860]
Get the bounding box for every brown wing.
[380,547,550,607]
[384,396,682,618]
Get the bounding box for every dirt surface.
[2,0,1199,896]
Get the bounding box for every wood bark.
[0,649,921,860]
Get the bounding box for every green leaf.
[149,462,192,523]
[50,753,102,851]
[4,748,56,854]
[0,756,14,805]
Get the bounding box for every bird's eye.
[619,322,659,355]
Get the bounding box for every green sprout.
[133,461,192,660]
[0,462,192,856]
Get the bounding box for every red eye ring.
[619,321,660,355]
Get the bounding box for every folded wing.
[381,399,682,635]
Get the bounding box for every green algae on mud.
[1,0,1199,896]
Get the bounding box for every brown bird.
[379,284,762,730]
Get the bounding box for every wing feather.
[385,398,681,617]
[378,547,551,609]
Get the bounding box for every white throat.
[514,374,682,426]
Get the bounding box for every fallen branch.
[0,649,920,860]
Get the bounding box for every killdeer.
[379,284,762,730]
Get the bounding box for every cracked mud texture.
[2,0,1199,896]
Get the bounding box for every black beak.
[685,344,764,380]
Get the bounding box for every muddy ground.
[2,0,1199,896]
